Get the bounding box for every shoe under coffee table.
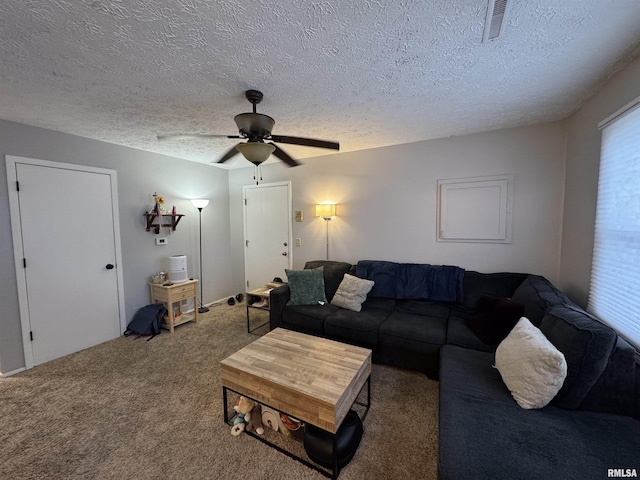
[220,328,372,479]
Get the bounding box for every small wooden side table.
[246,282,284,334]
[149,279,199,332]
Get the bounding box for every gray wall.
[560,54,640,307]
[4,51,638,374]
[229,121,568,295]
[0,120,233,374]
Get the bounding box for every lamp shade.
[191,199,209,209]
[315,204,336,219]
[236,142,276,165]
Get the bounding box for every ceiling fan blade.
[157,134,241,140]
[215,143,243,164]
[269,135,339,150]
[271,144,300,167]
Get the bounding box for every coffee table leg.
[223,387,229,423]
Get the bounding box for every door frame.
[5,155,126,370]
[243,181,293,289]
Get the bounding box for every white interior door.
[8,157,124,367]
[244,182,292,290]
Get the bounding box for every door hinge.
[23,258,27,268]
[244,198,247,206]
[246,240,249,247]
[247,280,249,287]
[16,181,20,191]
[30,331,33,341]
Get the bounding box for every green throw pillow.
[285,267,327,306]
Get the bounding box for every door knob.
[282,252,288,256]
[283,242,288,247]
[106,264,114,270]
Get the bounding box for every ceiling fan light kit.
[236,142,275,165]
[158,89,339,169]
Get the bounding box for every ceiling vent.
[483,0,511,42]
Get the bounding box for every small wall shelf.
[145,213,185,234]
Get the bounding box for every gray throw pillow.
[331,274,375,312]
[285,267,327,306]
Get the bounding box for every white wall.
[229,120,567,294]
[0,120,233,374]
[560,54,640,307]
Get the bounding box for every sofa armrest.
[269,284,290,330]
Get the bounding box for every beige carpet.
[0,303,439,480]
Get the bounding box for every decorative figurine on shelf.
[153,192,166,214]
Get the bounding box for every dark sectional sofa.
[269,260,640,480]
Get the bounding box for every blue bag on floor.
[124,304,167,341]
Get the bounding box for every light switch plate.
[295,210,303,222]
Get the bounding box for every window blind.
[588,102,640,348]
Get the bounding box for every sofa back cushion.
[467,297,525,345]
[510,275,570,326]
[578,336,640,419]
[461,271,528,310]
[304,260,352,302]
[540,304,617,410]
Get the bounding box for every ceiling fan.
[157,90,340,167]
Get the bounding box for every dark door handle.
[106,264,114,270]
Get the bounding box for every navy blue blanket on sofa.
[356,260,464,302]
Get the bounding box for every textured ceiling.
[1,0,640,168]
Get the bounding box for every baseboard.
[1,367,26,378]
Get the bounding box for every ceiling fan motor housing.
[234,113,275,140]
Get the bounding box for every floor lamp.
[315,204,337,260]
[191,199,209,313]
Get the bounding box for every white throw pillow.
[494,317,567,409]
[331,274,375,312]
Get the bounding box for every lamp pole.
[191,199,209,313]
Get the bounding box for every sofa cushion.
[510,275,570,326]
[286,267,327,306]
[446,316,496,353]
[304,261,352,302]
[439,345,640,480]
[331,274,375,312]
[379,311,447,352]
[282,304,339,333]
[467,297,524,345]
[540,304,617,410]
[394,299,450,318]
[324,307,390,347]
[461,271,528,310]
[578,336,640,419]
[360,297,396,311]
[495,318,567,409]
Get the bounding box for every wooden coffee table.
[220,328,372,478]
